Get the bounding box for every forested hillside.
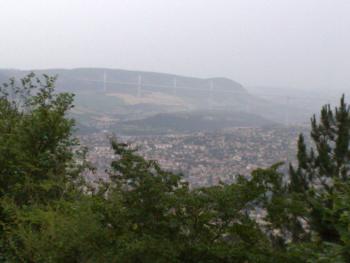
[118,110,276,135]
[1,74,350,262]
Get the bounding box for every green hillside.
[118,110,277,135]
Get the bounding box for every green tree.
[0,73,85,205]
[103,140,274,262]
[256,95,350,262]
[3,72,350,262]
[0,73,87,261]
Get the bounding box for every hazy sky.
[0,0,349,90]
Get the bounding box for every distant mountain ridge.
[0,68,246,94]
[0,68,309,129]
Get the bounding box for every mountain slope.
[0,68,308,126]
[117,110,277,135]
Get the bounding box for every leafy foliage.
[255,95,350,262]
[0,74,87,261]
[1,74,350,262]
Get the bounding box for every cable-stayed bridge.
[67,72,341,127]
[70,72,339,102]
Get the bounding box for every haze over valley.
[0,68,312,132]
[0,67,314,185]
[2,1,350,261]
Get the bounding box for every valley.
[0,68,313,186]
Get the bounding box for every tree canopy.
[1,74,350,262]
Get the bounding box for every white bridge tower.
[137,74,142,98]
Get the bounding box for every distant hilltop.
[0,68,309,125]
[0,68,246,94]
